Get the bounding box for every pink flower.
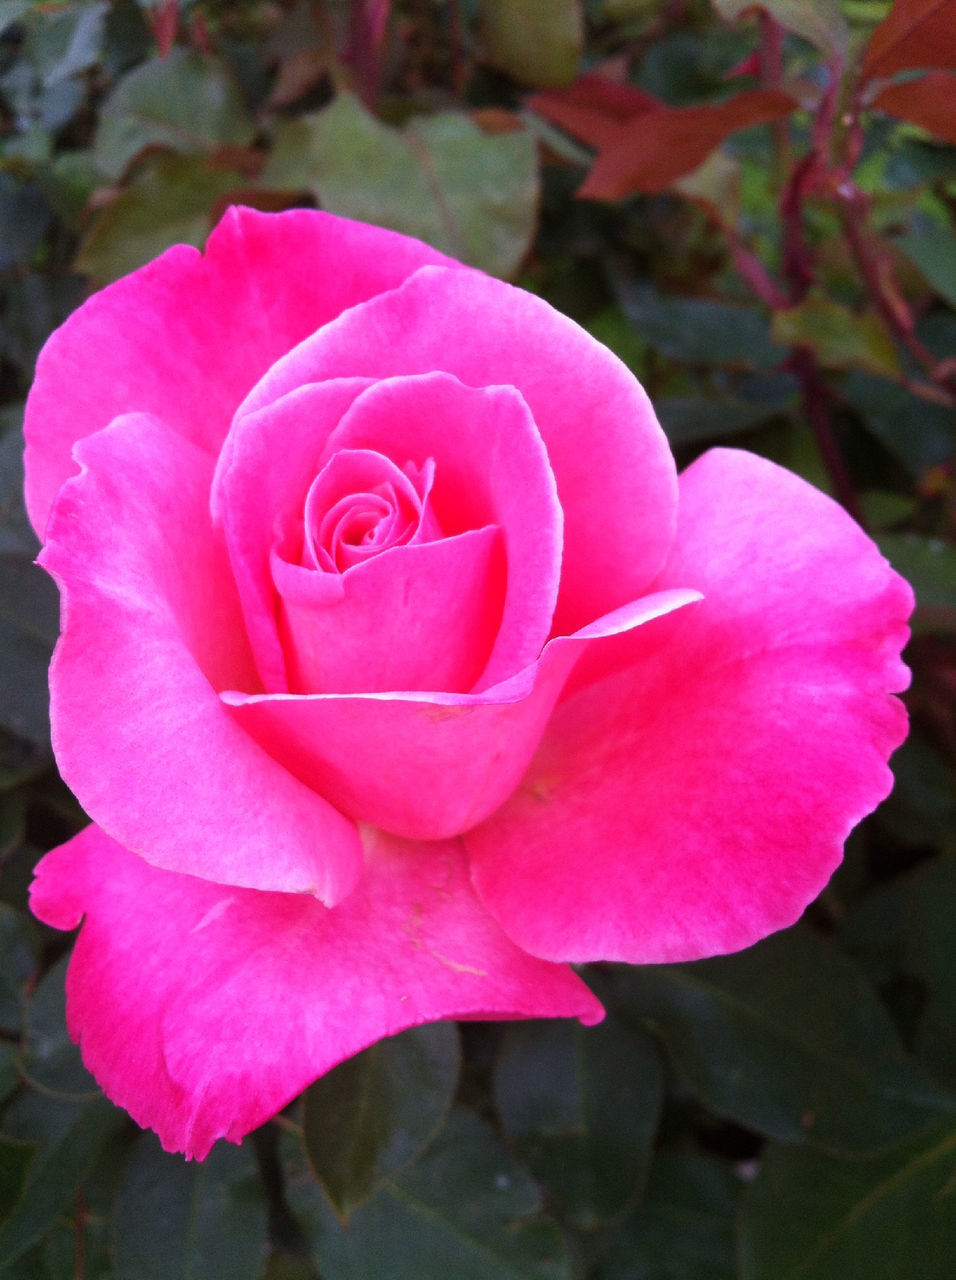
[24,208,912,1158]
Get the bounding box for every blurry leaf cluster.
[1,1,955,1276]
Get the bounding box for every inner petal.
[302,448,440,573]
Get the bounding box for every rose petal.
[466,449,913,964]
[217,372,564,694]
[24,208,457,538]
[214,377,374,691]
[236,266,678,636]
[30,824,604,1159]
[40,412,363,903]
[315,372,564,690]
[274,526,504,694]
[222,588,701,840]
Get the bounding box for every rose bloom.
[24,208,911,1158]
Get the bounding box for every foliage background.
[0,1,954,1276]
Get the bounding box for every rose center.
[302,447,441,574]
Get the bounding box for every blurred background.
[0,2,954,1277]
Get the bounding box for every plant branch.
[790,348,867,529]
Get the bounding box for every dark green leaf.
[0,1135,35,1223]
[76,153,245,285]
[739,1118,956,1280]
[0,429,58,749]
[0,1042,18,1104]
[873,732,956,851]
[895,224,956,310]
[495,1014,662,1227]
[290,1107,570,1280]
[841,370,954,474]
[302,1022,460,1219]
[94,49,255,179]
[844,855,956,1090]
[24,2,107,87]
[112,1136,268,1280]
[479,0,583,87]
[0,1095,123,1270]
[596,1150,740,1280]
[614,927,954,1153]
[0,901,38,1034]
[21,954,98,1097]
[876,533,956,632]
[655,396,785,446]
[0,176,51,270]
[614,281,779,368]
[263,95,539,279]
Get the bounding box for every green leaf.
[596,1151,740,1280]
[0,2,28,37]
[844,855,956,1091]
[771,296,900,376]
[739,1118,956,1280]
[613,281,780,367]
[613,927,954,1154]
[841,370,954,475]
[479,0,583,87]
[712,0,849,58]
[0,1042,18,1104]
[21,954,99,1097]
[75,153,245,285]
[112,1136,268,1280]
[263,95,539,278]
[94,48,255,179]
[0,901,38,1034]
[25,2,108,88]
[655,395,786,446]
[302,1022,460,1220]
[495,1014,663,1227]
[290,1107,571,1280]
[0,429,58,748]
[876,533,956,632]
[0,1135,35,1225]
[0,1095,123,1270]
[895,223,956,310]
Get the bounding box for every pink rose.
[25,208,912,1158]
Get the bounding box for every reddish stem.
[837,182,956,396]
[790,349,868,529]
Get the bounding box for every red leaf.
[530,73,661,150]
[872,69,956,141]
[579,89,796,199]
[153,0,179,58]
[861,0,956,81]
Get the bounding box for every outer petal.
[30,824,604,1159]
[24,207,457,537]
[466,449,913,964]
[236,266,678,636]
[40,412,362,903]
[222,589,701,840]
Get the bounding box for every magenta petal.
[275,526,504,694]
[222,589,700,840]
[315,373,564,689]
[24,207,456,538]
[237,267,678,636]
[466,449,913,964]
[40,412,362,902]
[214,378,376,691]
[30,824,603,1158]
